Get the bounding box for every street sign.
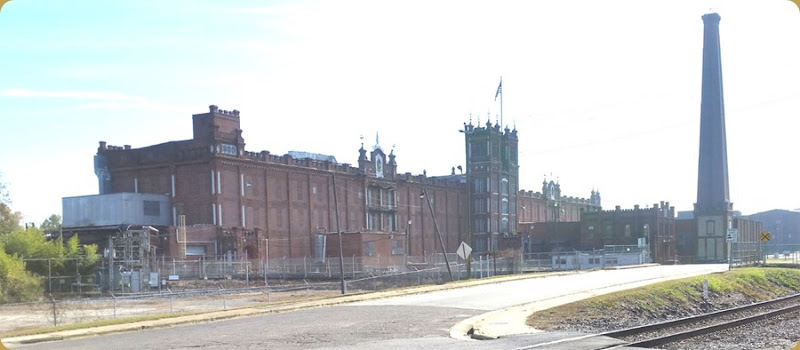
[726,229,738,242]
[760,231,772,242]
[456,241,472,260]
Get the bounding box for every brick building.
[517,202,678,264]
[578,202,677,264]
[66,105,602,262]
[88,105,469,261]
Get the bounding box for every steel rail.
[622,303,800,348]
[600,292,800,349]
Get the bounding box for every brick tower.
[463,120,519,253]
[694,12,733,262]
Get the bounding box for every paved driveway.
[15,264,728,350]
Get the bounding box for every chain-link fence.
[730,242,800,267]
[0,283,341,335]
[3,246,653,335]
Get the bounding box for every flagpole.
[500,76,503,128]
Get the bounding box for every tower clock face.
[375,155,384,178]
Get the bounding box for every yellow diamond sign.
[760,231,772,242]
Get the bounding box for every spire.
[374,132,382,151]
[695,12,731,214]
[358,134,367,162]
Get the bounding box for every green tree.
[40,214,62,235]
[0,203,21,235]
[0,171,9,205]
[0,173,20,235]
[0,228,100,278]
[0,246,43,303]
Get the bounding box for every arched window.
[625,224,631,237]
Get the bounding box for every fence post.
[352,255,356,279]
[220,285,227,310]
[304,256,307,278]
[479,256,483,278]
[169,288,174,313]
[246,263,250,288]
[48,258,52,292]
[111,293,117,318]
[49,293,57,326]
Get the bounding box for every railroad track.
[600,292,800,349]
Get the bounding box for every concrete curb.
[2,270,570,347]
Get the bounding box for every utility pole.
[332,174,346,294]
[459,124,473,278]
[422,188,453,281]
[404,220,412,268]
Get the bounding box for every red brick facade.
[91,105,610,262]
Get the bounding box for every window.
[367,213,376,231]
[391,240,403,255]
[367,187,377,206]
[605,224,613,237]
[501,217,509,232]
[644,223,651,236]
[143,200,160,216]
[221,143,237,155]
[388,190,396,208]
[387,214,396,231]
[501,178,509,195]
[365,241,376,256]
[625,224,631,237]
[473,198,485,214]
[473,218,487,233]
[473,178,484,193]
[501,198,509,214]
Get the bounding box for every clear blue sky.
[1,0,799,224]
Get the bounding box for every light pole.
[404,220,412,268]
[264,238,269,287]
[332,174,346,294]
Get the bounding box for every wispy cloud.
[0,88,192,113]
[71,100,192,113]
[0,88,146,102]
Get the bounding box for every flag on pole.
[494,79,502,101]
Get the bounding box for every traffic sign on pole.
[760,231,772,242]
[726,229,738,242]
[456,241,472,260]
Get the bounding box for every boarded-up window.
[365,241,376,256]
[186,246,206,256]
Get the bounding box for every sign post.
[456,241,472,279]
[726,229,738,269]
[760,231,772,266]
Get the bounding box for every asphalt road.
[17,264,728,350]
